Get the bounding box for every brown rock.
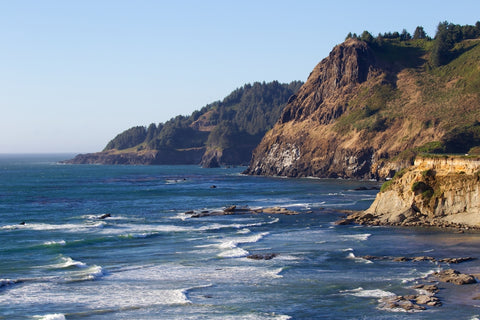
[434,269,477,285]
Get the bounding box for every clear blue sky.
[1,0,479,153]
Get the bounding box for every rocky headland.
[344,156,480,229]
[245,36,480,179]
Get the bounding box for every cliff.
[245,37,480,179]
[64,81,302,166]
[346,156,480,228]
[63,148,205,165]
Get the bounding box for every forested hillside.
[246,21,480,179]
[65,81,303,166]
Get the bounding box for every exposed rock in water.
[184,205,299,218]
[346,156,480,229]
[247,253,278,260]
[433,269,477,285]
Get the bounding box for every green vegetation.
[339,21,480,161]
[104,126,147,150]
[380,180,393,193]
[103,81,303,161]
[430,21,480,67]
[379,168,408,192]
[411,181,434,199]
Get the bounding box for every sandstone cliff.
[245,38,480,179]
[347,156,480,228]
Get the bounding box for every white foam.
[275,254,300,261]
[42,257,85,269]
[2,221,105,232]
[218,247,250,258]
[66,265,104,282]
[266,267,284,278]
[346,252,373,264]
[342,287,396,298]
[46,256,87,269]
[0,278,18,288]
[1,281,190,311]
[33,314,66,320]
[217,232,270,258]
[341,234,372,241]
[43,240,66,246]
[237,228,251,234]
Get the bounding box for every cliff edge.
[347,156,480,228]
[245,37,480,179]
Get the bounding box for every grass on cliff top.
[334,38,480,148]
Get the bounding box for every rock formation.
[245,37,480,179]
[63,148,204,165]
[347,156,480,228]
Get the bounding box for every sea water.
[2,154,480,319]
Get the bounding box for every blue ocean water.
[2,155,480,319]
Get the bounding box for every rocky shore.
[355,254,479,311]
[340,156,480,230]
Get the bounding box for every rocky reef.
[346,156,480,228]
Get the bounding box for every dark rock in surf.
[247,253,278,260]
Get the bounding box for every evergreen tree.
[430,21,453,67]
[360,31,374,43]
[413,26,427,39]
[400,29,412,41]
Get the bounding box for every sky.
[1,0,479,153]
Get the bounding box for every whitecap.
[66,265,104,282]
[3,221,106,233]
[217,232,270,258]
[237,228,251,234]
[0,278,20,288]
[42,240,66,246]
[218,247,250,258]
[342,287,396,298]
[275,254,300,261]
[33,314,66,320]
[346,252,373,264]
[266,267,284,279]
[341,233,372,241]
[46,256,87,269]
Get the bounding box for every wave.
[217,232,270,258]
[340,233,371,241]
[33,314,66,320]
[0,278,21,289]
[346,252,373,264]
[45,256,87,269]
[42,240,66,246]
[1,221,105,232]
[341,287,396,298]
[66,265,104,282]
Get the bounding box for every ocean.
[2,154,480,320]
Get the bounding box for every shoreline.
[338,209,480,232]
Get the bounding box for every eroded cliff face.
[246,39,384,178]
[245,38,480,179]
[348,156,480,228]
